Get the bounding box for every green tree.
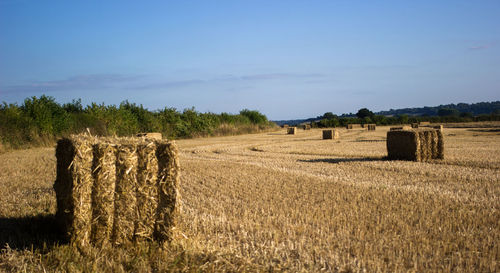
[356,108,374,119]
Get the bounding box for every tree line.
[313,107,500,128]
[0,95,274,149]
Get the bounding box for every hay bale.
[304,124,311,130]
[137,133,162,140]
[154,141,180,242]
[90,143,116,247]
[411,123,419,128]
[419,121,430,126]
[367,124,376,131]
[54,136,95,249]
[135,142,159,241]
[111,144,138,245]
[322,129,339,139]
[387,129,444,161]
[390,126,411,131]
[287,127,296,135]
[54,135,180,248]
[282,124,289,129]
[387,130,420,161]
[433,125,443,131]
[436,129,445,159]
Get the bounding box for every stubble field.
[1,125,499,272]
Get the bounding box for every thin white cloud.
[1,74,143,93]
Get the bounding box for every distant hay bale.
[322,129,339,139]
[367,124,376,131]
[137,132,162,140]
[346,124,361,129]
[419,121,430,126]
[390,126,411,131]
[387,129,444,161]
[433,125,443,131]
[287,127,296,135]
[304,124,311,130]
[282,124,289,129]
[54,135,180,249]
[411,123,419,128]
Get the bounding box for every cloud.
[0,72,327,94]
[129,79,205,90]
[468,44,492,50]
[240,73,325,81]
[1,73,143,93]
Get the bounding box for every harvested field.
[1,124,499,272]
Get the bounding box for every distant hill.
[376,101,500,117]
[272,101,500,126]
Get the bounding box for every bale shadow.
[299,157,387,164]
[0,214,66,251]
[351,139,386,143]
[467,128,500,133]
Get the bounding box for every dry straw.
[283,124,289,129]
[419,121,430,126]
[54,134,180,249]
[387,129,444,161]
[287,127,296,135]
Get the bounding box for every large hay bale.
[387,129,444,161]
[390,126,411,131]
[287,127,296,135]
[367,124,376,131]
[54,135,180,249]
[322,129,339,139]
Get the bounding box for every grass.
[1,123,499,272]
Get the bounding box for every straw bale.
[390,126,411,131]
[137,132,162,140]
[135,142,159,241]
[411,123,419,128]
[347,124,361,129]
[89,143,116,247]
[54,134,181,249]
[111,144,138,246]
[287,127,296,135]
[419,121,430,126]
[283,124,289,129]
[387,129,444,161]
[387,130,420,161]
[54,136,95,249]
[154,141,181,243]
[433,125,443,131]
[322,129,339,139]
[436,129,445,159]
[304,124,311,130]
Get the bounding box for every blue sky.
[1,0,499,119]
